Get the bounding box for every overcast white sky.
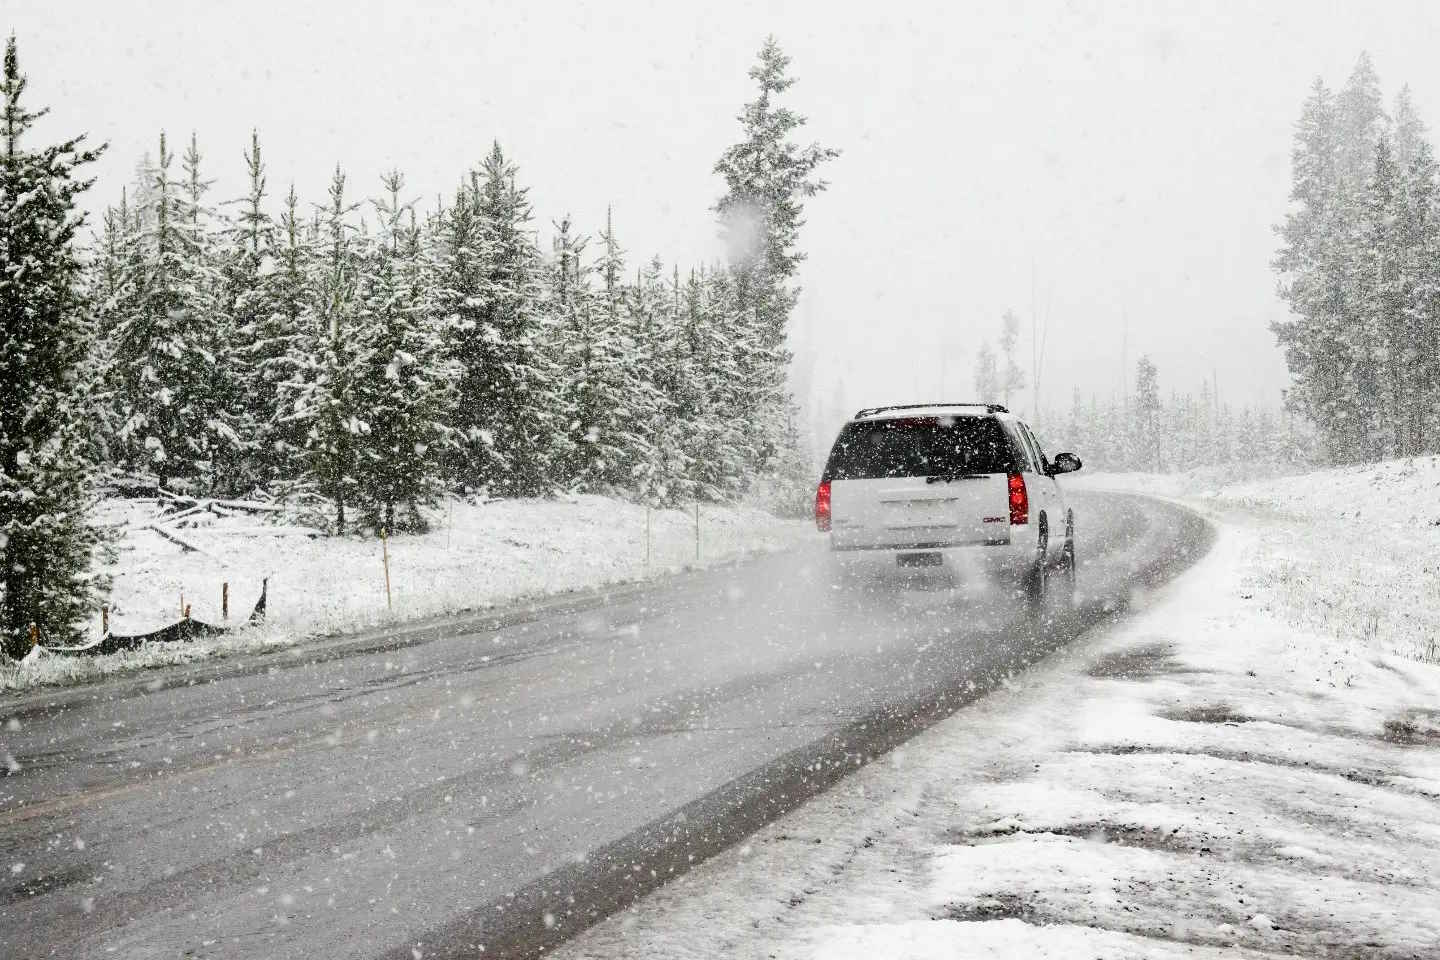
[10,0,1440,435]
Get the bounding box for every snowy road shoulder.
[1,494,811,691]
[556,466,1440,959]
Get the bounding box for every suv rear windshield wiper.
[925,472,989,484]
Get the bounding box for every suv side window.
[1001,422,1034,472]
[1020,423,1052,475]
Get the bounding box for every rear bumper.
[828,525,1038,576]
[830,537,1010,551]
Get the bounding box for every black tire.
[1023,514,1049,609]
[1055,512,1077,607]
[1054,541,1077,607]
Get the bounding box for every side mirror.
[1050,452,1082,475]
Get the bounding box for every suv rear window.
[823,416,1019,480]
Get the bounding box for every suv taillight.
[815,480,832,532]
[1008,472,1028,525]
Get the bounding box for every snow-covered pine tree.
[543,214,584,484]
[998,309,1026,409]
[713,37,838,473]
[265,184,316,484]
[1392,92,1440,454]
[106,131,230,491]
[576,209,656,492]
[179,132,245,490]
[350,172,455,532]
[0,36,110,656]
[1133,356,1161,468]
[219,131,277,485]
[626,255,690,505]
[284,165,363,532]
[1273,77,1350,459]
[1353,132,1403,460]
[973,340,1000,401]
[669,264,745,501]
[547,213,646,492]
[90,188,140,465]
[693,265,760,494]
[433,177,493,491]
[1335,53,1387,196]
[457,143,556,497]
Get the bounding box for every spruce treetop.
[713,36,838,288]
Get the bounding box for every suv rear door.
[824,415,1018,550]
[1015,420,1064,531]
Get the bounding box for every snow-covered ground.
[2,495,809,690]
[557,458,1440,958]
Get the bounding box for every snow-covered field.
[557,458,1440,958]
[2,494,809,690]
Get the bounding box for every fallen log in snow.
[145,524,221,559]
[195,525,323,538]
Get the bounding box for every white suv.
[815,403,1082,602]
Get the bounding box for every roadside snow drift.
[4,495,808,689]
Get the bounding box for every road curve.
[0,491,1211,960]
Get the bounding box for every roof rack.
[852,402,1008,419]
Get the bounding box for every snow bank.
[2,495,810,690]
[1081,457,1440,662]
[556,459,1440,958]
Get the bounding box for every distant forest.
[972,51,1435,474]
[1273,53,1440,463]
[0,35,835,653]
[85,39,835,533]
[961,311,1311,473]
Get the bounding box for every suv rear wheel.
[1054,511,1077,607]
[1022,514,1049,608]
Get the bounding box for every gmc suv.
[815,403,1082,603]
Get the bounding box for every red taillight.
[815,480,832,532]
[1008,472,1028,526]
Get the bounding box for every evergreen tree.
[463,142,556,497]
[216,131,290,491]
[284,166,362,531]
[1354,133,1402,460]
[547,213,639,491]
[713,37,838,469]
[263,183,314,480]
[433,176,493,490]
[627,255,690,503]
[106,131,229,490]
[590,211,660,490]
[0,36,110,656]
[1335,53,1386,195]
[1133,356,1161,467]
[998,309,1026,408]
[678,266,749,498]
[350,171,455,531]
[1395,103,1440,453]
[973,341,1000,401]
[1275,56,1440,463]
[1273,77,1344,456]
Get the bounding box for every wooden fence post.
[381,528,393,611]
[222,582,229,620]
[101,606,109,635]
[28,622,37,650]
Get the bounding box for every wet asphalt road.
[0,491,1211,960]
